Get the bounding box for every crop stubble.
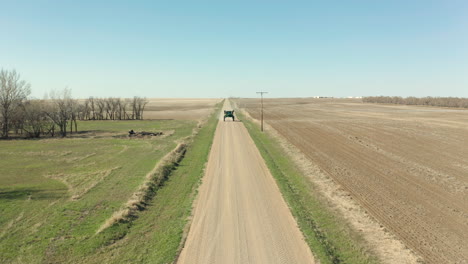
[239,98,468,264]
[144,98,221,120]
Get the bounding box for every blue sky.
[1,0,467,98]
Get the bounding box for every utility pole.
[256,91,268,132]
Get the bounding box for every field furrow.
[238,98,468,263]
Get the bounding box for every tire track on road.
[177,100,315,264]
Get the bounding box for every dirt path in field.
[177,100,315,264]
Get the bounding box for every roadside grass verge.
[238,111,379,264]
[78,101,222,264]
[0,113,217,263]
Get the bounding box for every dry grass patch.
[97,143,187,233]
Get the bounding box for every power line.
[256,92,268,132]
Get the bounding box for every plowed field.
[145,98,222,120]
[236,98,468,264]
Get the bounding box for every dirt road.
[177,101,315,264]
[237,98,468,263]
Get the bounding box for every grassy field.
[237,111,379,264]
[0,106,220,264]
[80,102,221,263]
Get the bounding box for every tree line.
[0,69,148,138]
[362,96,468,108]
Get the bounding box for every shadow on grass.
[0,188,67,200]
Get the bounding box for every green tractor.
[224,110,235,121]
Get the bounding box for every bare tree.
[138,97,149,120]
[0,69,31,137]
[131,96,149,120]
[80,99,91,120]
[123,98,132,119]
[89,97,96,120]
[74,96,147,121]
[105,98,112,120]
[96,99,105,120]
[46,89,74,137]
[10,105,26,135]
[111,98,119,120]
[22,100,49,138]
[115,98,123,120]
[69,98,79,134]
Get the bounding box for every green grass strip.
[79,102,223,264]
[239,112,379,264]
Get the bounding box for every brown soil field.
[144,98,222,120]
[236,98,468,264]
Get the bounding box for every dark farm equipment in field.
[224,110,235,121]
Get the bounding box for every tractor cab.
[223,110,235,121]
